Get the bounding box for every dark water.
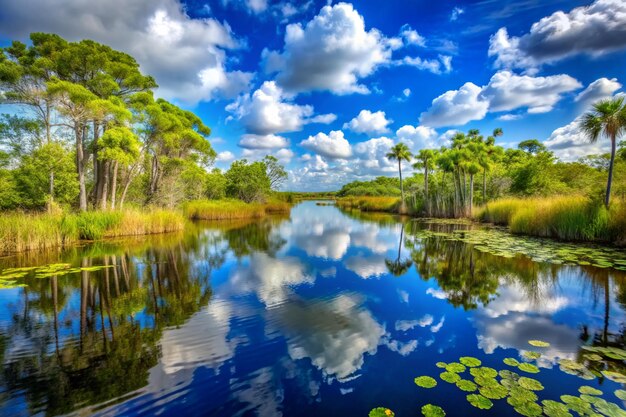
[1,201,625,416]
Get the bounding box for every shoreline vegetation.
[0,199,293,255]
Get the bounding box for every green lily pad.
[518,377,544,391]
[459,356,481,367]
[445,362,466,373]
[518,363,540,374]
[560,395,592,415]
[435,362,447,369]
[440,372,461,384]
[522,351,541,360]
[499,370,519,380]
[474,376,499,387]
[456,379,477,392]
[542,400,573,417]
[578,385,602,396]
[415,376,437,388]
[421,404,445,417]
[528,340,550,347]
[479,383,508,399]
[369,407,394,417]
[514,401,543,417]
[602,371,626,383]
[469,367,497,379]
[504,357,520,367]
[615,389,626,400]
[467,394,493,410]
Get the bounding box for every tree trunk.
[110,161,118,209]
[424,166,429,216]
[605,137,616,207]
[398,160,404,202]
[482,168,487,204]
[469,174,474,217]
[75,125,88,211]
[100,161,109,210]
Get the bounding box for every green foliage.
[225,159,271,203]
[369,408,394,417]
[414,376,437,388]
[337,176,401,197]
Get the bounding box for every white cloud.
[403,88,411,97]
[575,77,622,108]
[498,114,522,121]
[420,82,489,127]
[400,24,425,47]
[216,150,235,162]
[450,7,465,21]
[275,148,295,164]
[0,0,254,104]
[239,133,289,149]
[344,110,392,135]
[481,71,581,113]
[263,3,392,94]
[399,55,453,74]
[299,130,353,159]
[352,137,397,175]
[344,254,388,278]
[420,70,582,127]
[395,315,434,331]
[227,81,335,135]
[488,0,626,73]
[430,316,445,333]
[396,125,439,149]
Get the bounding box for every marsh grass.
[477,196,626,244]
[183,199,291,220]
[0,209,185,254]
[336,196,400,213]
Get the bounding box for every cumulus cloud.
[344,110,392,135]
[399,55,453,74]
[420,82,489,127]
[396,125,439,149]
[0,0,255,104]
[227,81,335,136]
[488,0,626,73]
[263,3,392,94]
[480,71,581,113]
[395,315,434,331]
[299,130,353,159]
[344,254,388,279]
[420,71,582,127]
[450,7,465,21]
[403,88,412,98]
[400,24,425,47]
[216,151,235,162]
[574,77,622,108]
[239,133,289,149]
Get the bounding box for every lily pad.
[542,400,573,417]
[514,401,543,417]
[445,362,466,373]
[518,363,540,374]
[578,385,602,396]
[459,356,481,367]
[528,340,550,348]
[602,371,626,383]
[470,367,497,379]
[504,357,520,367]
[369,408,394,417]
[415,376,437,388]
[439,372,461,384]
[522,351,541,360]
[435,362,447,369]
[456,379,477,392]
[615,389,626,400]
[467,394,493,410]
[479,384,508,400]
[560,395,592,415]
[421,404,445,417]
[518,377,544,391]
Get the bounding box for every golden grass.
[183,199,291,220]
[0,209,186,254]
[477,196,626,243]
[335,196,400,213]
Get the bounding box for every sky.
[1,0,625,190]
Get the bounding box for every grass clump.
[183,199,290,220]
[335,196,400,213]
[477,196,626,244]
[0,209,185,254]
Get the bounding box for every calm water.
[1,201,625,416]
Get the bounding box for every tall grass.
[183,199,291,220]
[335,196,401,213]
[477,196,626,244]
[0,209,185,254]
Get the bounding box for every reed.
[0,209,186,254]
[335,196,400,213]
[183,199,291,220]
[477,196,625,243]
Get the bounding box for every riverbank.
[0,209,186,254]
[182,199,291,220]
[336,195,626,245]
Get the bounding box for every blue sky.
[1,0,625,190]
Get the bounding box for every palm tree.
[413,149,436,215]
[386,142,412,204]
[581,98,626,207]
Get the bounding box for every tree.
[97,126,140,209]
[386,142,412,204]
[225,159,271,203]
[413,149,435,215]
[581,98,626,207]
[205,168,227,199]
[518,139,547,155]
[263,155,288,190]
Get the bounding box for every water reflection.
[0,202,625,416]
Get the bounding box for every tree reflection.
[385,223,413,276]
